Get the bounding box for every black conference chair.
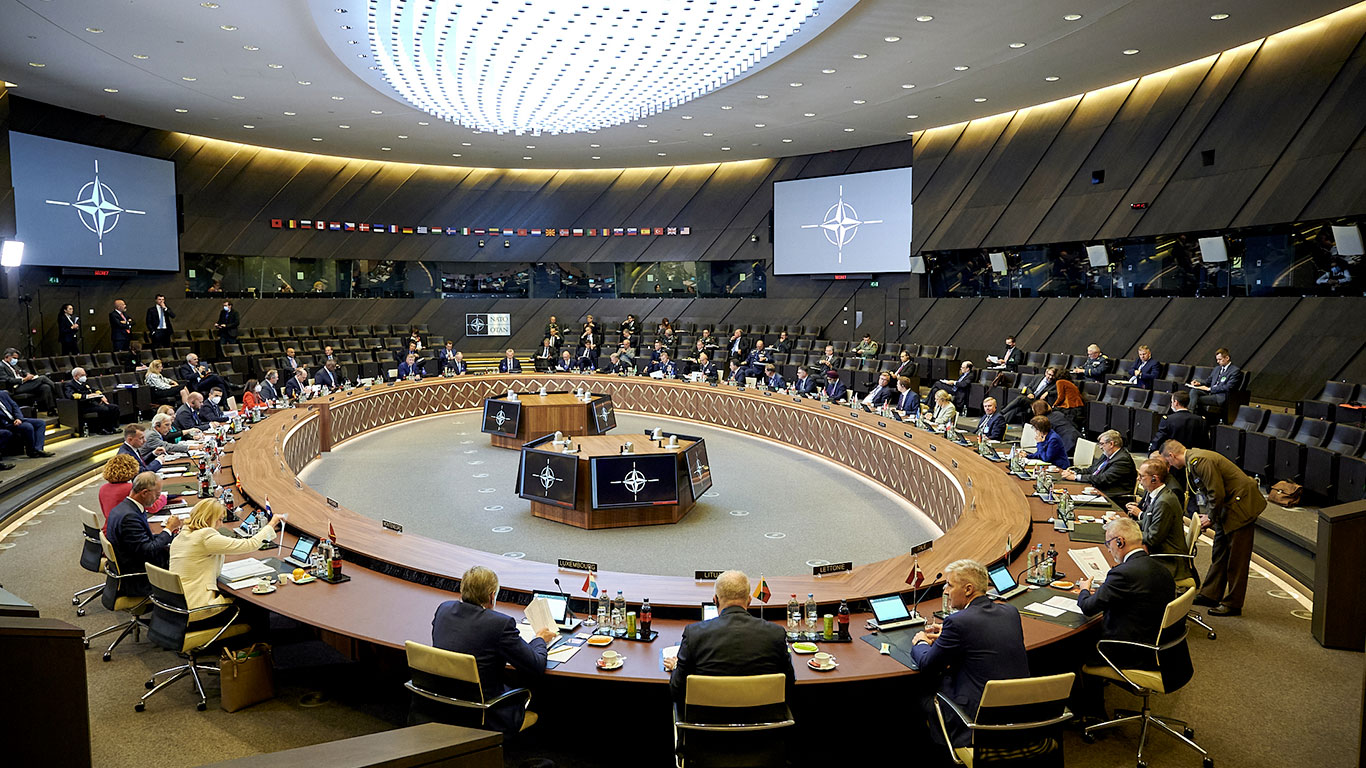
[1304,425,1366,500]
[1272,417,1332,483]
[1213,406,1269,466]
[73,507,105,616]
[1241,412,1299,479]
[1302,381,1356,421]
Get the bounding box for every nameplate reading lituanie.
[694,570,723,581]
[911,540,933,555]
[557,558,599,573]
[381,520,404,534]
[813,562,854,576]
[326,497,340,509]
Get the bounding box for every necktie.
[158,307,165,329]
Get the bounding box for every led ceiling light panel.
[363,0,832,136]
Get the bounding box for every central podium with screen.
[481,392,615,449]
[517,432,710,529]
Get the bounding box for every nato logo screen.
[773,167,913,275]
[8,132,180,271]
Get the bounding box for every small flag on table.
[262,496,272,518]
[1005,535,1012,563]
[753,576,771,604]
[905,558,925,588]
[328,521,337,543]
[582,571,599,597]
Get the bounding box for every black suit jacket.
[145,305,175,334]
[58,313,81,345]
[173,404,204,432]
[106,497,172,596]
[431,600,547,733]
[279,356,300,374]
[725,336,752,358]
[1139,487,1193,583]
[977,411,1006,441]
[1077,551,1175,669]
[1129,359,1159,389]
[997,346,1024,370]
[215,309,240,342]
[1148,410,1207,452]
[498,358,523,373]
[1075,449,1138,499]
[117,440,161,472]
[108,309,134,344]
[794,376,818,395]
[670,605,794,705]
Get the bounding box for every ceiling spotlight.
[657,152,666,157]
[752,123,765,128]
[851,100,865,105]
[901,83,915,89]
[200,1,219,7]
[370,109,383,114]
[1122,49,1140,55]
[175,108,188,113]
[1063,13,1082,21]
[283,111,296,115]
[461,142,471,146]
[398,134,408,139]
[331,95,345,100]
[103,87,119,93]
[906,114,919,119]
[242,124,255,129]
[789,82,803,87]
[680,115,693,119]
[523,156,532,160]
[916,15,933,22]
[86,27,103,34]
[591,155,601,159]
[268,63,283,69]
[637,123,648,128]
[452,153,461,157]
[843,127,855,132]
[381,146,392,151]
[231,95,246,100]
[526,144,536,148]
[1045,76,1060,81]
[701,132,713,137]
[1009,42,1027,49]
[851,53,868,59]
[781,138,793,143]
[297,80,311,85]
[721,105,733,110]
[219,24,238,31]
[339,124,350,128]
[756,94,769,99]
[243,45,259,51]
[973,97,988,102]
[132,54,150,59]
[720,146,732,151]
[803,112,816,117]
[590,143,601,147]
[418,120,429,125]
[182,76,197,81]
[884,36,901,42]
[953,65,970,71]
[1210,13,1230,20]
[27,62,45,68]
[648,138,659,143]
[311,137,322,141]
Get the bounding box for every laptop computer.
[530,591,582,631]
[282,533,319,568]
[867,593,926,631]
[987,563,1030,600]
[1069,521,1107,543]
[233,509,263,538]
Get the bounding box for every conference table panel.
[231,375,1032,607]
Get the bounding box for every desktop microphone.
[552,578,578,620]
[909,572,942,620]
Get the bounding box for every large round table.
[223,374,1098,685]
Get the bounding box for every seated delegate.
[170,498,283,615]
[98,454,167,527]
[1026,414,1071,469]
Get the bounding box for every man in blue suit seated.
[1126,345,1160,389]
[911,559,1030,748]
[760,363,784,390]
[929,361,974,410]
[693,353,719,382]
[397,353,423,380]
[174,393,208,432]
[443,350,468,375]
[0,389,54,458]
[1188,347,1243,413]
[283,368,308,399]
[894,375,921,415]
[727,358,747,385]
[429,566,556,735]
[554,350,576,373]
[498,349,523,373]
[861,371,896,408]
[975,397,1006,441]
[822,369,847,402]
[648,352,679,378]
[117,423,163,472]
[106,472,181,596]
[793,365,818,395]
[198,387,230,423]
[1025,414,1071,469]
[314,360,342,389]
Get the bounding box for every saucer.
[289,574,317,585]
[791,642,819,654]
[596,658,625,670]
[251,585,277,595]
[807,659,838,671]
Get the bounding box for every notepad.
[220,558,275,583]
[1027,603,1068,617]
[1041,595,1084,614]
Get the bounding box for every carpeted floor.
[299,412,941,578]
[0,424,1361,767]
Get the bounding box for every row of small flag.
[269,219,692,237]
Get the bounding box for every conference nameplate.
[557,558,599,573]
[694,570,723,581]
[326,497,339,509]
[813,562,853,576]
[381,520,404,534]
[911,540,933,555]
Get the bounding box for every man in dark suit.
[861,371,895,408]
[397,353,423,380]
[793,365,818,395]
[443,350,468,375]
[105,471,180,596]
[891,350,916,380]
[283,368,308,399]
[279,348,301,376]
[554,350,576,373]
[1000,367,1058,423]
[178,353,232,395]
[911,559,1030,747]
[498,349,523,373]
[1072,344,1111,383]
[543,315,563,348]
[1147,391,1207,452]
[58,304,82,355]
[1062,429,1138,500]
[816,344,842,372]
[727,358,746,385]
[976,397,1006,441]
[599,352,632,375]
[394,340,420,365]
[822,369,847,402]
[108,299,135,351]
[759,363,784,390]
[986,336,1024,371]
[259,369,281,402]
[533,338,556,370]
[1188,347,1243,414]
[430,566,555,734]
[1160,441,1266,617]
[175,393,208,432]
[1126,345,1159,389]
[648,352,679,379]
[314,360,342,389]
[199,387,230,423]
[895,375,921,415]
[117,423,162,473]
[145,294,176,349]
[212,299,240,349]
[63,367,120,434]
[929,361,974,410]
[1076,517,1177,715]
[0,389,53,457]
[576,340,600,370]
[1124,459,1193,583]
[725,329,751,360]
[1,347,60,414]
[664,570,794,706]
[694,353,719,382]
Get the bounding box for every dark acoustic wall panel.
[1245,298,1366,402]
[1133,298,1233,364]
[946,298,1046,365]
[1334,343,1366,388]
[1034,298,1166,360]
[1301,105,1366,221]
[1012,298,1077,356]
[1187,297,1301,372]
[906,298,982,348]
[891,296,937,345]
[911,114,1013,253]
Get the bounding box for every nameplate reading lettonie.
[694,570,723,581]
[381,520,404,534]
[557,558,598,573]
[326,497,340,509]
[812,561,854,576]
[911,540,933,555]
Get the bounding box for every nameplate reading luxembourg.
[557,558,598,573]
[694,570,724,581]
[911,540,933,555]
[326,497,340,509]
[812,562,853,576]
[381,520,404,534]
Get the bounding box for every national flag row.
[269,219,691,237]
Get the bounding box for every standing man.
[109,299,135,351]
[1147,391,1207,452]
[105,471,181,595]
[1188,348,1243,414]
[1062,429,1138,500]
[1159,440,1266,617]
[57,303,82,355]
[212,299,240,352]
[0,388,54,457]
[1124,459,1193,582]
[145,294,176,349]
[63,367,121,435]
[0,348,60,414]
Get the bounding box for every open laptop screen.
[869,594,911,624]
[988,564,1017,594]
[531,592,569,623]
[290,534,318,563]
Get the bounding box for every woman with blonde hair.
[169,499,283,611]
[98,454,167,526]
[931,389,958,430]
[145,358,188,405]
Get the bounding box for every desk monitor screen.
[518,450,579,508]
[590,454,680,509]
[987,564,1018,594]
[290,533,318,563]
[531,592,569,623]
[592,397,617,434]
[681,440,712,499]
[481,399,522,437]
[702,602,719,621]
[869,593,912,624]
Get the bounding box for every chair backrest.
[404,640,487,702]
[1025,351,1047,367]
[1290,417,1331,447]
[1261,412,1299,439]
[1073,438,1098,468]
[1164,363,1191,381]
[1231,405,1268,432]
[1315,380,1355,403]
[79,507,104,572]
[685,673,786,709]
[1147,391,1172,413]
[1045,353,1069,370]
[1020,424,1038,450]
[1325,425,1366,455]
[1101,385,1125,404]
[969,673,1075,767]
[976,672,1075,719]
[144,563,192,652]
[1121,388,1149,408]
[1154,588,1197,691]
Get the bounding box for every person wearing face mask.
[198,387,230,423]
[63,366,121,435]
[212,299,240,353]
[0,347,60,414]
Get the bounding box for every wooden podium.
[483,392,614,449]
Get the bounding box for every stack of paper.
[1068,547,1112,583]
[220,558,276,589]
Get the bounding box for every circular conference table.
[222,374,1100,685]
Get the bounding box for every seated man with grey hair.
[665,569,795,706]
[430,565,557,735]
[143,412,197,458]
[105,470,180,596]
[911,559,1029,748]
[1061,428,1138,501]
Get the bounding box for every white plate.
[807,659,838,671]
[596,658,626,670]
[251,585,277,595]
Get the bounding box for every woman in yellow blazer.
[930,389,958,430]
[169,499,282,612]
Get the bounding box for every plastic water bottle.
[804,594,818,639]
[612,590,626,633]
[786,594,801,640]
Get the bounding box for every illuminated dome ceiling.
[0,0,1352,168]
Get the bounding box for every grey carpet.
[299,412,941,578]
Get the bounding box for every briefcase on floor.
[220,642,275,712]
[1267,480,1302,507]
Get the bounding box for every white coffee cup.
[813,652,833,668]
[256,575,272,591]
[601,650,620,663]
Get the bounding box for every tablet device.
[702,602,718,621]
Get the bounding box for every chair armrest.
[1094,637,1163,692]
[483,686,532,711]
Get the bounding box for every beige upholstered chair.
[136,563,251,711]
[934,672,1075,768]
[673,673,794,768]
[403,640,537,732]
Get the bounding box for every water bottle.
[786,594,800,640]
[596,590,609,627]
[804,594,818,639]
[613,590,626,634]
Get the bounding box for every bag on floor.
[220,642,275,712]
[1267,480,1302,507]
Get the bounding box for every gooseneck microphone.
[553,577,578,620]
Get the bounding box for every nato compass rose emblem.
[693,457,709,480]
[611,460,658,501]
[470,317,487,334]
[799,184,883,263]
[493,407,509,428]
[536,458,564,491]
[597,404,613,422]
[45,160,147,257]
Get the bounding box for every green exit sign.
[869,280,879,287]
[48,276,60,284]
